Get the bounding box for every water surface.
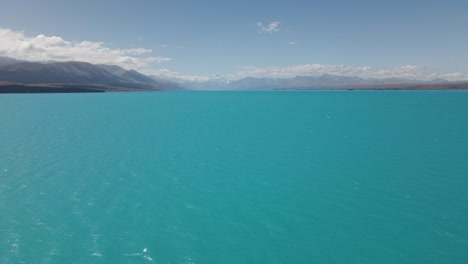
[1,91,468,263]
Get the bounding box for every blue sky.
[1,0,468,81]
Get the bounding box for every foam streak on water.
[1,91,468,263]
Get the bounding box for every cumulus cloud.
[256,21,280,33]
[235,64,468,81]
[0,27,171,69]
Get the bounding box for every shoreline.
[1,82,468,93]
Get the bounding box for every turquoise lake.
[1,91,468,263]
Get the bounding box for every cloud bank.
[256,21,280,33]
[0,28,170,69]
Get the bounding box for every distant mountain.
[96,64,182,90]
[4,56,456,93]
[96,64,128,76]
[0,56,22,67]
[96,64,157,84]
[224,77,280,90]
[0,61,124,84]
[0,58,182,92]
[149,74,229,90]
[161,74,454,90]
[122,69,158,84]
[429,78,449,83]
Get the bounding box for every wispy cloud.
[256,21,280,33]
[236,64,468,81]
[289,41,296,45]
[0,27,171,69]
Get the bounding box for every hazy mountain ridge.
[0,56,22,67]
[153,73,453,90]
[0,57,181,92]
[0,61,124,84]
[96,64,157,84]
[1,56,466,92]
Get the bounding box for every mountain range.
[1,56,468,93]
[152,74,461,91]
[0,57,181,93]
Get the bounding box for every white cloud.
[235,64,468,81]
[256,21,280,33]
[289,41,296,45]
[0,27,171,69]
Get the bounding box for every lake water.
[1,91,468,263]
